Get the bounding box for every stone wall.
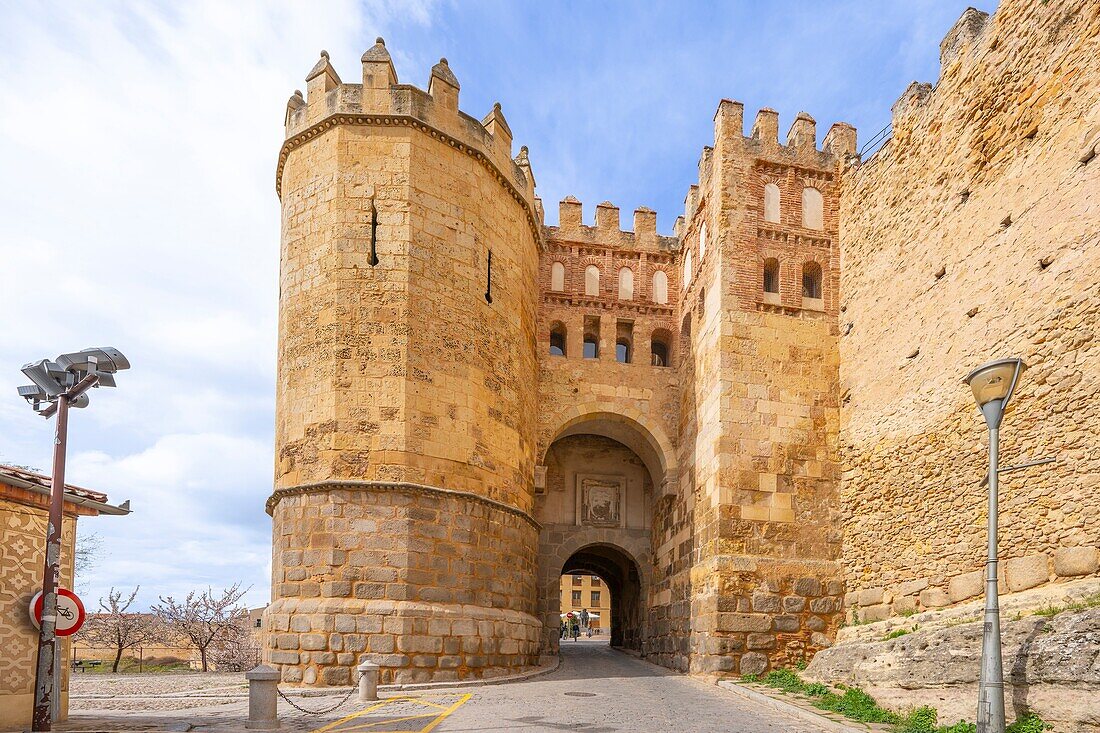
[838,0,1100,623]
[0,490,77,729]
[265,485,540,685]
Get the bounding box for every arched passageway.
[561,545,643,649]
[534,418,658,655]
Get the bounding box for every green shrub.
[803,682,830,697]
[762,668,806,693]
[1006,713,1053,733]
[794,658,808,671]
[896,706,939,733]
[939,722,976,733]
[885,628,910,640]
[813,687,900,724]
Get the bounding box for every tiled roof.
[0,464,110,504]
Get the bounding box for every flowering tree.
[75,586,154,673]
[151,583,249,672]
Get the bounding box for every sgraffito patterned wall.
[0,498,76,728]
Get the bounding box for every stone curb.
[381,655,560,691]
[716,681,881,733]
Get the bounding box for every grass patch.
[744,668,1053,733]
[884,628,910,640]
[79,656,193,674]
[1031,590,1100,619]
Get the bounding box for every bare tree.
[74,532,104,592]
[75,586,155,673]
[151,583,249,672]
[207,622,262,672]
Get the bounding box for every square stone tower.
[676,102,856,675]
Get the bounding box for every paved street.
[419,639,830,733]
[55,641,833,733]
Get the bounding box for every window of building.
[802,187,823,230]
[584,265,600,296]
[651,328,671,367]
[683,247,693,287]
[652,270,669,305]
[618,267,634,300]
[572,590,582,603]
[764,258,780,294]
[254,618,262,628]
[616,341,630,363]
[583,315,600,359]
[802,261,822,299]
[616,320,633,364]
[591,591,601,605]
[764,183,780,223]
[550,261,565,291]
[572,575,583,586]
[549,323,566,357]
[591,577,601,586]
[699,221,707,261]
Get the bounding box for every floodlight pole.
[31,373,98,732]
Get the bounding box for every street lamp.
[17,347,129,732]
[964,357,1026,733]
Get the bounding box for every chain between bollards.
[247,657,381,728]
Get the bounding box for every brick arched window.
[652,270,668,305]
[549,322,566,357]
[584,265,600,296]
[651,328,672,367]
[550,262,565,292]
[618,267,634,300]
[764,183,780,223]
[802,187,823,230]
[802,261,822,299]
[683,248,693,288]
[763,258,780,294]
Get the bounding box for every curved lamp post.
[964,357,1026,733]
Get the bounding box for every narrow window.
[618,267,634,300]
[652,270,668,305]
[764,183,780,223]
[549,323,566,357]
[699,222,707,261]
[584,265,600,296]
[683,247,693,287]
[369,199,380,266]
[484,249,493,303]
[616,320,634,363]
[802,261,822,299]
[591,591,601,605]
[550,261,565,291]
[651,328,671,367]
[583,315,600,359]
[763,258,780,293]
[802,187,823,230]
[572,590,581,603]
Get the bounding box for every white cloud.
[0,0,435,610]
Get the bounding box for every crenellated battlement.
[277,40,540,233]
[544,196,678,254]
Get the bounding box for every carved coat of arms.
[579,476,622,527]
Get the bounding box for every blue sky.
[0,0,998,611]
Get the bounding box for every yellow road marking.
[310,693,472,733]
[418,693,471,732]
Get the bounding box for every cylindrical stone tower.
[265,41,542,685]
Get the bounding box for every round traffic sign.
[29,588,86,636]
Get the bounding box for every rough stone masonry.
[264,0,1100,687]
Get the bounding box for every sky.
[0,0,999,611]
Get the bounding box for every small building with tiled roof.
[0,464,129,729]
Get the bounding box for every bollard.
[357,657,380,702]
[246,664,281,730]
